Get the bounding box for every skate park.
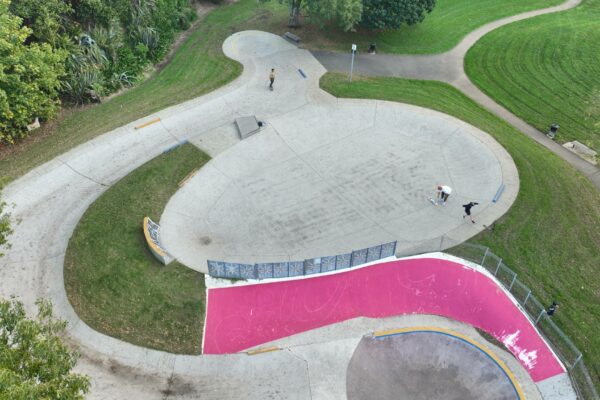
[0,26,583,400]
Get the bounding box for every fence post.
[523,290,532,305]
[535,309,546,324]
[494,258,503,275]
[481,247,489,265]
[508,273,517,291]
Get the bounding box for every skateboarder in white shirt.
[436,185,452,205]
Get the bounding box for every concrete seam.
[56,158,109,187]
[159,120,183,143]
[285,347,314,400]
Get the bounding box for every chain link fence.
[445,242,599,400]
[207,241,397,280]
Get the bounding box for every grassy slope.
[64,144,210,354]
[466,0,600,150]
[320,73,600,386]
[267,0,563,54]
[0,0,565,181]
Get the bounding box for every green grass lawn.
[278,0,563,54]
[465,0,600,151]
[320,73,600,389]
[64,144,210,354]
[0,0,566,181]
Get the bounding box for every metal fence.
[445,242,599,400]
[207,241,397,280]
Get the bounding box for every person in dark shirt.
[462,202,479,223]
[547,301,559,316]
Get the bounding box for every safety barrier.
[207,241,397,280]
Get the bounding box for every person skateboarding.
[435,185,452,205]
[462,202,479,223]
[269,68,275,90]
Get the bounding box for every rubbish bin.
[547,123,559,139]
[369,43,377,54]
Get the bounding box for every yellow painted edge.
[135,117,161,130]
[374,326,525,400]
[178,168,199,187]
[143,217,166,257]
[246,346,280,355]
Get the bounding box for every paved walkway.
[312,0,600,191]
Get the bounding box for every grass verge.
[320,73,600,388]
[465,0,600,151]
[0,0,565,181]
[64,144,210,354]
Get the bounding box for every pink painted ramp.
[203,257,564,382]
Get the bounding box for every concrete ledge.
[235,116,260,139]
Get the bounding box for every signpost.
[349,44,357,81]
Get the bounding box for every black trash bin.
[369,43,377,54]
[547,123,559,139]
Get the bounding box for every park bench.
[284,32,301,44]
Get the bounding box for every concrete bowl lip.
[362,326,525,400]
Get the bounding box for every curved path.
[0,31,565,399]
[312,0,600,191]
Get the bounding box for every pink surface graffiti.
[203,257,564,382]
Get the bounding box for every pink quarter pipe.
[203,256,564,382]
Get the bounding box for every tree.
[261,0,362,31]
[359,0,436,30]
[8,0,73,47]
[0,298,90,399]
[0,0,67,143]
[305,0,362,32]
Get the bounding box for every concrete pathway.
[312,0,600,191]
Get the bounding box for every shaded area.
[347,332,519,400]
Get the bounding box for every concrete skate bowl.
[157,31,518,273]
[160,100,519,272]
[346,329,524,400]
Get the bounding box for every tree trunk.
[288,0,301,28]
